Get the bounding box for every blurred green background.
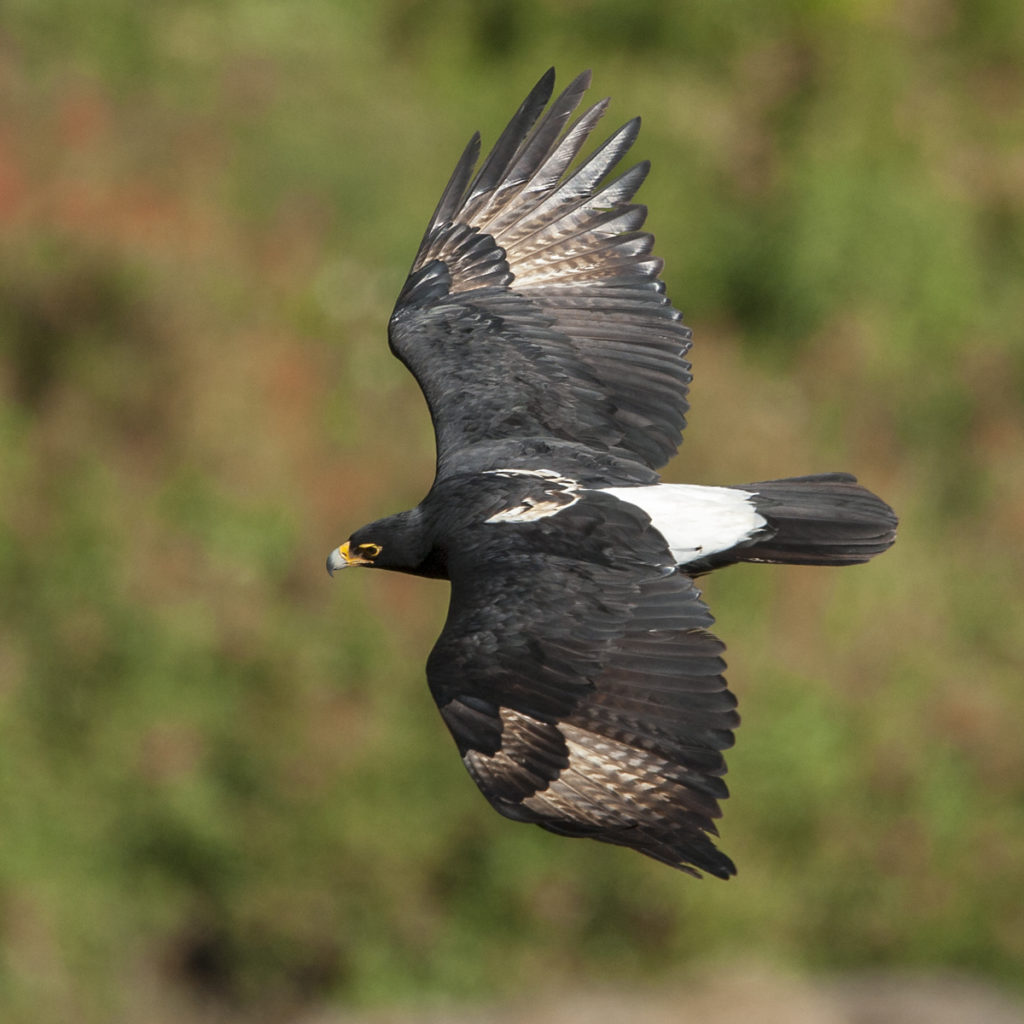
[1,1,1023,1022]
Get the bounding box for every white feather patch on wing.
[601,483,766,565]
[463,708,554,792]
[483,468,583,524]
[485,499,578,523]
[522,724,675,825]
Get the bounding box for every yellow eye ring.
[358,543,382,558]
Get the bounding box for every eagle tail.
[737,473,898,566]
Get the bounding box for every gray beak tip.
[326,547,347,577]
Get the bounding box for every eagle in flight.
[328,69,897,878]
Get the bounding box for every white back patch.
[601,483,766,565]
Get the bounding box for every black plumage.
[328,69,897,877]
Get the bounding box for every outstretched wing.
[427,502,738,877]
[389,68,693,477]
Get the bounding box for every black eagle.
[328,69,897,878]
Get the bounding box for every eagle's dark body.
[329,69,897,877]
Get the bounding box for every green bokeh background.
[1,2,1023,1021]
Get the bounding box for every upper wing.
[388,68,693,477]
[427,513,738,877]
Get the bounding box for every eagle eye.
[357,542,382,559]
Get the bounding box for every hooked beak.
[326,542,355,576]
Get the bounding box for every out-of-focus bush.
[1,3,1023,1022]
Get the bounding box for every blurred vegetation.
[1,1,1023,1021]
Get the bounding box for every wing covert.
[389,69,693,477]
